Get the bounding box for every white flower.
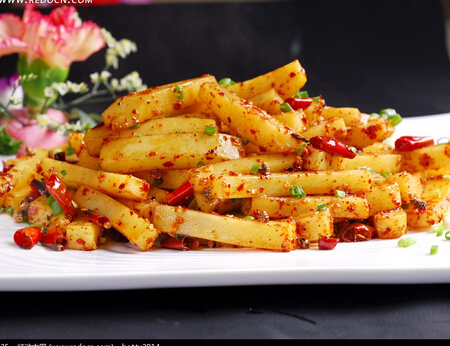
[44,86,56,98]
[111,71,146,92]
[101,28,116,48]
[52,82,69,96]
[105,37,137,69]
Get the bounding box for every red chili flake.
[119,183,125,190]
[163,162,175,168]
[318,236,338,250]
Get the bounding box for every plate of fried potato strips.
[3,60,450,291]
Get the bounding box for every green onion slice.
[430,245,439,255]
[317,203,328,211]
[279,102,293,112]
[335,190,346,198]
[204,125,217,135]
[65,147,75,156]
[294,90,309,98]
[398,236,417,247]
[289,185,306,198]
[218,78,235,87]
[250,163,262,175]
[174,85,185,100]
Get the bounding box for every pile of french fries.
[2,59,450,252]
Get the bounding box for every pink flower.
[0,4,105,68]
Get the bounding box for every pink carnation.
[0,4,105,68]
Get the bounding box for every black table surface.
[2,0,450,340]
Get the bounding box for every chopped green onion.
[60,170,67,176]
[250,163,262,175]
[317,203,328,211]
[294,90,309,98]
[295,143,307,154]
[312,96,321,102]
[430,245,439,255]
[380,172,392,178]
[6,206,14,216]
[436,230,443,237]
[433,189,441,198]
[398,236,417,247]
[243,215,255,220]
[379,108,402,126]
[430,222,445,233]
[197,161,205,168]
[153,178,163,186]
[349,146,357,154]
[218,78,235,87]
[204,125,217,135]
[335,190,346,198]
[0,206,4,213]
[290,185,306,198]
[279,102,294,112]
[443,175,450,181]
[445,230,450,240]
[129,124,140,129]
[47,195,63,216]
[65,147,74,156]
[241,138,249,146]
[28,223,43,229]
[174,85,185,100]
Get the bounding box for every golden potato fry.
[84,116,217,157]
[188,169,373,199]
[99,133,245,173]
[39,158,150,201]
[248,88,284,115]
[405,175,450,228]
[102,74,217,130]
[321,106,363,127]
[363,182,402,216]
[341,117,395,149]
[199,82,307,153]
[152,204,298,251]
[68,131,85,156]
[385,171,424,204]
[272,110,309,134]
[300,117,347,140]
[226,59,307,99]
[292,209,334,243]
[400,143,450,172]
[73,185,159,251]
[241,194,370,220]
[372,208,408,239]
[65,213,103,251]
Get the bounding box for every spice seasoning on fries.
[2,59,450,252]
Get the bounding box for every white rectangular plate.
[2,113,450,291]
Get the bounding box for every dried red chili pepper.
[283,97,313,111]
[81,208,111,228]
[394,136,434,151]
[166,180,194,206]
[45,173,78,218]
[160,234,200,250]
[339,222,375,242]
[40,227,67,251]
[14,226,43,249]
[318,236,339,250]
[309,136,356,159]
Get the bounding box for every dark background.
[2,0,450,117]
[2,0,450,340]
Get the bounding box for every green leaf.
[0,124,22,155]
